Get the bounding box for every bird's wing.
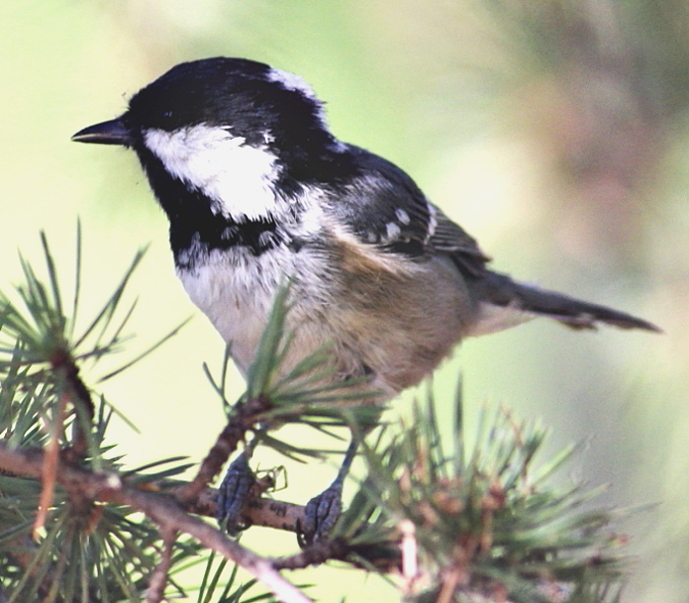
[327,145,490,274]
[427,208,491,276]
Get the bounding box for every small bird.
[73,57,659,540]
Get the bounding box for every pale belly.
[176,245,471,403]
[176,247,328,377]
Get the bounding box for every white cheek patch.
[144,125,281,221]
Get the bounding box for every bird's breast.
[176,246,285,373]
[176,243,329,376]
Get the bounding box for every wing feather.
[325,144,490,275]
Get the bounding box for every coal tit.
[73,57,658,538]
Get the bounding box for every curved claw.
[216,452,256,536]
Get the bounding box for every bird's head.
[73,57,346,224]
[73,57,333,151]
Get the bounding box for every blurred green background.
[0,1,687,601]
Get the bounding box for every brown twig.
[175,394,272,505]
[272,537,350,570]
[271,536,403,574]
[34,389,68,538]
[242,496,305,532]
[181,479,306,533]
[50,351,94,461]
[34,354,96,537]
[146,528,177,603]
[183,483,403,572]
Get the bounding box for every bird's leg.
[216,451,256,536]
[298,437,359,546]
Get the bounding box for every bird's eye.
[156,109,176,129]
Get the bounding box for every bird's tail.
[467,270,660,336]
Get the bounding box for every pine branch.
[174,393,272,506]
[0,229,633,603]
[0,231,311,602]
[0,443,310,603]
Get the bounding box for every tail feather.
[468,271,661,335]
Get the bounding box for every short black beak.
[72,118,132,146]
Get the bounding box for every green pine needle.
[332,390,628,602]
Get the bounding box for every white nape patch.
[269,68,319,102]
[268,67,334,134]
[467,302,534,337]
[144,125,281,221]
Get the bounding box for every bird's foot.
[298,476,344,547]
[297,438,359,546]
[216,452,256,536]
